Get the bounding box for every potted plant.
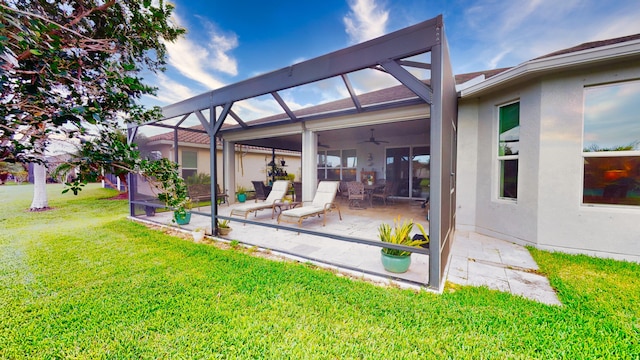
[378,216,429,273]
[144,205,156,217]
[172,198,192,225]
[217,219,232,236]
[146,158,191,225]
[236,185,247,203]
[192,227,205,242]
[419,178,430,199]
[366,174,374,186]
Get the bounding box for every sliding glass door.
[385,146,430,199]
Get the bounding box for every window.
[182,150,197,180]
[583,81,640,206]
[318,149,357,181]
[497,102,519,199]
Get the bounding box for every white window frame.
[496,100,520,201]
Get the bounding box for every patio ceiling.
[230,118,431,152]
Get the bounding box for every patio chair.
[216,184,229,206]
[338,181,350,202]
[347,181,366,209]
[277,181,342,227]
[252,180,272,201]
[230,180,290,219]
[371,181,394,206]
[293,182,303,202]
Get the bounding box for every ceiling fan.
[359,128,389,145]
[317,134,330,148]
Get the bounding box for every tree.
[0,0,185,210]
[54,130,192,218]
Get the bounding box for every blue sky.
[144,0,640,108]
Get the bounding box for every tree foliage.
[54,130,190,215]
[0,0,184,163]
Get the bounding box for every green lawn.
[1,184,638,359]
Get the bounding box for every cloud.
[148,73,198,105]
[343,0,389,44]
[204,22,239,76]
[161,13,238,91]
[453,0,640,72]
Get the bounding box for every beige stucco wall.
[142,140,301,195]
[457,60,640,262]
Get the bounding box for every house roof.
[460,33,640,98]
[533,33,640,60]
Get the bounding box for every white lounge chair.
[277,181,342,226]
[230,180,291,219]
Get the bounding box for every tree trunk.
[30,163,49,211]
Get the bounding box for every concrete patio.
[136,198,561,306]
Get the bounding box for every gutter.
[460,39,640,98]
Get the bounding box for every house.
[130,15,640,291]
[457,34,640,262]
[141,129,302,192]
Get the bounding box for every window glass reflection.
[499,102,520,156]
[584,81,640,152]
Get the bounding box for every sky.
[142,0,640,111]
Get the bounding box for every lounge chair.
[277,181,342,226]
[230,180,290,219]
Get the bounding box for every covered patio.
[128,15,458,290]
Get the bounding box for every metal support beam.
[271,91,298,122]
[161,16,441,119]
[341,74,362,111]
[173,128,178,163]
[215,102,233,134]
[195,110,211,137]
[379,59,433,104]
[398,60,431,70]
[127,125,138,144]
[228,109,249,128]
[209,106,218,236]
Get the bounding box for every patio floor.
[136,197,561,305]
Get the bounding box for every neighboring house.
[143,129,301,192]
[457,34,640,262]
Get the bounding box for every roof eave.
[460,39,640,98]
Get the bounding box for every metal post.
[210,106,218,236]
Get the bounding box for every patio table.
[271,201,301,218]
[364,183,384,207]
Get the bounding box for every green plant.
[236,186,247,195]
[378,216,429,256]
[218,219,231,228]
[146,158,190,218]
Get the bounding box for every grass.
[1,184,639,359]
